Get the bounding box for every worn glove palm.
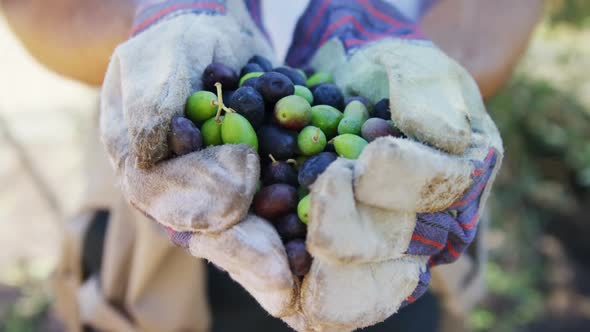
[286,38,503,331]
[278,0,503,330]
[100,0,299,318]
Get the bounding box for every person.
[0,1,542,331]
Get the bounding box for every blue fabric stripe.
[243,0,272,43]
[132,0,226,35]
[286,0,425,67]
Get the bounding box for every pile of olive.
[169,55,403,276]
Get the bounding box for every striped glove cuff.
[132,0,268,37]
[286,0,432,67]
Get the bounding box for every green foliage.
[469,16,590,328]
[548,0,590,27]
[488,76,590,188]
[468,71,590,330]
[0,287,50,332]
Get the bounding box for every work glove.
[100,0,300,319]
[278,0,502,330]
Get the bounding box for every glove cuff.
[406,147,501,267]
[286,0,428,68]
[132,0,227,36]
[243,0,271,44]
[132,0,270,39]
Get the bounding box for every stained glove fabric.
[101,0,298,318]
[281,0,502,329]
[101,1,503,331]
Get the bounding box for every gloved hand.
[101,1,504,332]
[279,0,502,330]
[100,0,300,319]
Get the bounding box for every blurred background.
[0,0,589,331]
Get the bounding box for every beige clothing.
[52,109,485,331]
[52,112,210,332]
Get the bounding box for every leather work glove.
[277,0,502,330]
[100,0,299,319]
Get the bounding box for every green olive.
[239,72,264,87]
[297,194,311,224]
[221,113,258,150]
[294,85,314,105]
[338,101,369,135]
[298,126,327,156]
[274,95,312,130]
[306,72,333,88]
[201,117,223,146]
[185,91,218,123]
[311,105,343,139]
[333,134,368,159]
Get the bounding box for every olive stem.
[286,159,297,166]
[214,82,236,123]
[268,154,278,164]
